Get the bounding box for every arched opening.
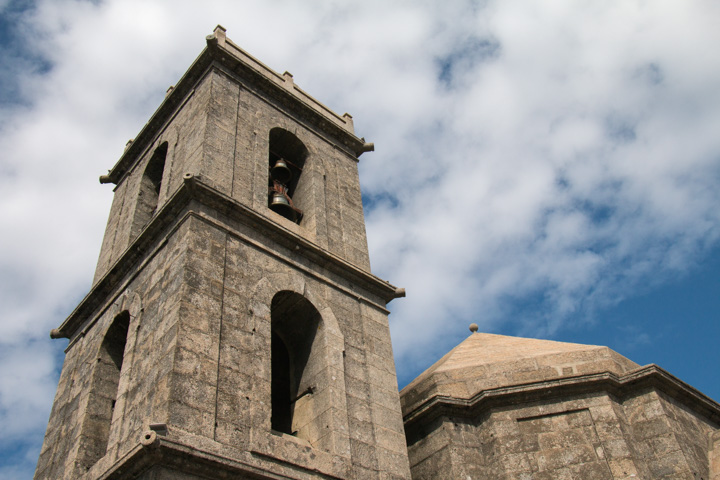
[79,310,130,470]
[268,129,308,224]
[270,291,321,439]
[132,142,167,237]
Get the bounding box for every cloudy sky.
[2,0,719,477]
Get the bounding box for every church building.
[34,27,720,480]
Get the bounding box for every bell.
[270,192,294,219]
[271,159,292,184]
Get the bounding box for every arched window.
[78,311,130,470]
[270,291,321,439]
[267,129,308,224]
[131,142,167,237]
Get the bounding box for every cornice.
[87,431,333,480]
[53,174,400,341]
[402,364,720,431]
[104,26,369,185]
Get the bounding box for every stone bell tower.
[35,26,410,480]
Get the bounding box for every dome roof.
[400,332,639,415]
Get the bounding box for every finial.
[469,323,478,333]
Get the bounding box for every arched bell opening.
[270,291,321,439]
[78,310,131,471]
[268,129,308,224]
[131,142,168,238]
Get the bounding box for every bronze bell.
[270,192,294,218]
[271,159,292,184]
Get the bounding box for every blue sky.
[1,1,719,478]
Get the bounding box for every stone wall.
[38,29,406,478]
[406,389,717,480]
[623,388,715,478]
[37,201,409,479]
[94,63,370,287]
[35,215,189,479]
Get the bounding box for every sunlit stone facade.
[35,26,720,480]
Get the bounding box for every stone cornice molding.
[83,429,344,480]
[53,174,399,342]
[402,364,720,431]
[103,26,366,186]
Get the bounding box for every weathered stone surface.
[35,26,408,480]
[402,332,720,480]
[36,24,719,480]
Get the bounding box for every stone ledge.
[54,175,399,343]
[250,430,349,480]
[105,27,366,186]
[84,428,345,480]
[402,364,720,433]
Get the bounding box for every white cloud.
[1,0,720,476]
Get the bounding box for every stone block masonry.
[36,26,409,480]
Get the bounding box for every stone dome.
[400,332,639,415]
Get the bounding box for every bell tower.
[35,26,410,480]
